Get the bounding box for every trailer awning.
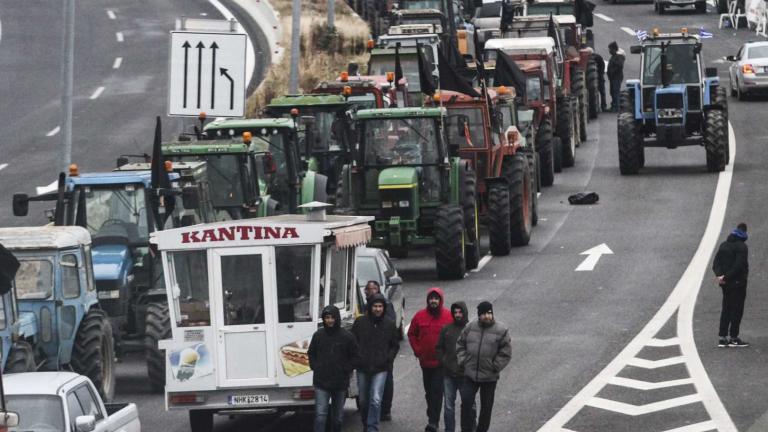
[333,224,372,249]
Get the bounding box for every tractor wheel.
[71,309,116,402]
[487,185,511,256]
[145,301,171,393]
[505,156,533,247]
[587,59,600,120]
[556,97,577,168]
[460,161,480,270]
[713,86,728,121]
[190,410,214,432]
[704,110,728,172]
[572,68,588,142]
[553,136,563,173]
[658,2,666,14]
[435,206,466,280]
[619,89,634,114]
[536,120,555,187]
[618,112,643,175]
[5,341,36,373]
[530,152,540,227]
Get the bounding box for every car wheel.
[730,78,737,97]
[737,81,745,100]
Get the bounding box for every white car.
[727,41,768,100]
[356,247,406,337]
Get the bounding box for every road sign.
[168,30,247,117]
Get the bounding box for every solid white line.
[90,86,105,100]
[113,57,123,69]
[663,420,718,432]
[107,10,116,20]
[594,13,614,22]
[586,394,701,416]
[116,32,124,42]
[206,0,255,90]
[471,254,493,273]
[620,27,636,36]
[647,337,680,347]
[537,122,737,431]
[0,17,3,44]
[608,376,694,390]
[46,126,61,137]
[0,164,7,171]
[36,180,58,195]
[627,356,686,369]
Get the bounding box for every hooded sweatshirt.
[351,293,400,374]
[407,287,453,368]
[308,305,358,391]
[713,232,749,286]
[435,301,469,378]
[607,48,625,81]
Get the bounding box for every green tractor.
[337,107,479,279]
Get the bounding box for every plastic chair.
[757,9,768,36]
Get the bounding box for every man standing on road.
[364,280,395,421]
[607,41,625,112]
[353,293,400,432]
[457,301,512,432]
[308,305,358,432]
[407,288,454,432]
[591,48,608,112]
[713,223,750,348]
[435,301,473,432]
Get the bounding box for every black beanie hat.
[477,301,493,316]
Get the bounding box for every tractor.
[393,0,476,59]
[618,30,728,174]
[336,107,479,279]
[314,71,411,109]
[371,35,442,106]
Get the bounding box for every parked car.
[727,41,768,100]
[3,372,140,432]
[356,247,405,336]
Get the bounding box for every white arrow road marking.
[664,420,718,432]
[647,337,680,347]
[0,164,7,171]
[36,180,58,195]
[586,394,702,416]
[575,243,613,271]
[90,86,105,100]
[594,13,614,22]
[471,254,493,273]
[627,356,686,369]
[116,32,123,42]
[113,57,122,69]
[46,126,61,137]
[107,10,116,20]
[621,27,636,36]
[608,376,694,390]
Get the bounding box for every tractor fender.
[449,158,467,206]
[703,78,720,105]
[703,103,726,112]
[625,80,642,117]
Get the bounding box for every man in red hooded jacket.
[408,287,454,432]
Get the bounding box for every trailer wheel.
[487,185,511,256]
[71,309,116,402]
[506,156,533,247]
[536,120,555,186]
[145,301,171,393]
[5,341,35,373]
[618,113,643,175]
[553,136,563,173]
[435,206,466,280]
[587,58,600,120]
[705,110,728,172]
[460,161,480,270]
[190,409,214,432]
[557,97,577,167]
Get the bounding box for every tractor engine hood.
[378,166,419,189]
[378,167,420,219]
[92,244,132,282]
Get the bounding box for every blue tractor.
[618,30,728,174]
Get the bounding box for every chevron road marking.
[627,356,686,369]
[664,420,718,432]
[608,376,694,390]
[621,27,636,36]
[586,394,702,416]
[594,13,614,22]
[647,337,680,347]
[0,164,7,171]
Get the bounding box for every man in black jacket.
[308,305,358,432]
[713,223,750,348]
[435,301,473,432]
[607,41,625,112]
[352,293,400,432]
[364,280,395,421]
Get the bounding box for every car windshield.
[362,116,440,166]
[15,259,54,300]
[746,45,768,59]
[81,185,148,243]
[7,395,66,431]
[445,107,487,148]
[400,0,444,11]
[357,256,381,287]
[643,43,700,85]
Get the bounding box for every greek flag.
[636,29,648,41]
[699,27,713,38]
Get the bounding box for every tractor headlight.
[657,108,683,118]
[382,201,393,208]
[398,200,410,208]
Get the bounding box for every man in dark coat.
[364,280,395,421]
[435,301,473,432]
[591,49,608,112]
[607,41,625,112]
[712,223,750,347]
[308,305,358,432]
[352,293,400,432]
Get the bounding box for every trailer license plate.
[228,395,269,406]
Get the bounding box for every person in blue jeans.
[308,305,358,432]
[435,301,474,432]
[352,293,400,432]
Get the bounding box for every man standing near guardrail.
[713,222,750,348]
[607,41,625,112]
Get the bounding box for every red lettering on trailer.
[182,231,201,243]
[264,227,280,239]
[283,227,298,238]
[236,226,251,240]
[217,227,235,241]
[180,226,301,244]
[201,229,217,242]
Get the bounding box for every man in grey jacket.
[456,301,512,432]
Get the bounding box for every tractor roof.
[0,226,91,250]
[205,117,295,130]
[316,75,393,90]
[393,8,444,16]
[485,37,555,54]
[370,47,420,56]
[163,141,250,155]
[356,107,445,119]
[267,94,348,108]
[67,170,153,186]
[553,14,576,24]
[642,31,701,43]
[438,87,515,104]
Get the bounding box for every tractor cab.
[368,42,440,106]
[314,72,410,109]
[501,16,567,78]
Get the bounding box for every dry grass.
[247,0,371,116]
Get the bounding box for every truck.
[3,372,140,432]
[154,207,373,432]
[618,30,728,174]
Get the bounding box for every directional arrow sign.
[168,30,246,117]
[575,243,613,271]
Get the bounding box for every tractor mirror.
[0,412,20,428]
[181,187,200,210]
[12,194,29,217]
[705,67,718,78]
[725,55,736,61]
[630,45,642,54]
[75,415,96,432]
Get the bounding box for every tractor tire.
[71,309,116,402]
[571,68,588,142]
[587,59,600,120]
[505,156,533,247]
[556,97,577,168]
[658,2,666,14]
[5,341,36,373]
[487,185,511,256]
[145,301,171,393]
[190,409,214,432]
[434,206,466,280]
[713,86,728,120]
[460,161,480,270]
[530,152,540,226]
[619,89,634,114]
[536,120,555,187]
[618,112,643,175]
[553,136,563,173]
[704,110,728,172]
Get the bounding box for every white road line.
[36,180,58,195]
[46,126,61,137]
[471,254,493,273]
[113,57,122,69]
[0,164,7,171]
[663,420,718,432]
[647,337,680,347]
[116,32,124,42]
[90,86,105,100]
[621,27,636,36]
[608,376,694,390]
[586,394,702,416]
[537,123,738,431]
[627,356,686,369]
[594,13,614,22]
[106,10,116,20]
[206,0,255,91]
[0,17,3,44]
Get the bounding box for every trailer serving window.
[328,248,351,310]
[275,246,313,322]
[168,250,210,327]
[221,254,266,325]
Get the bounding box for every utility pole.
[288,0,301,94]
[328,0,335,32]
[59,0,75,174]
